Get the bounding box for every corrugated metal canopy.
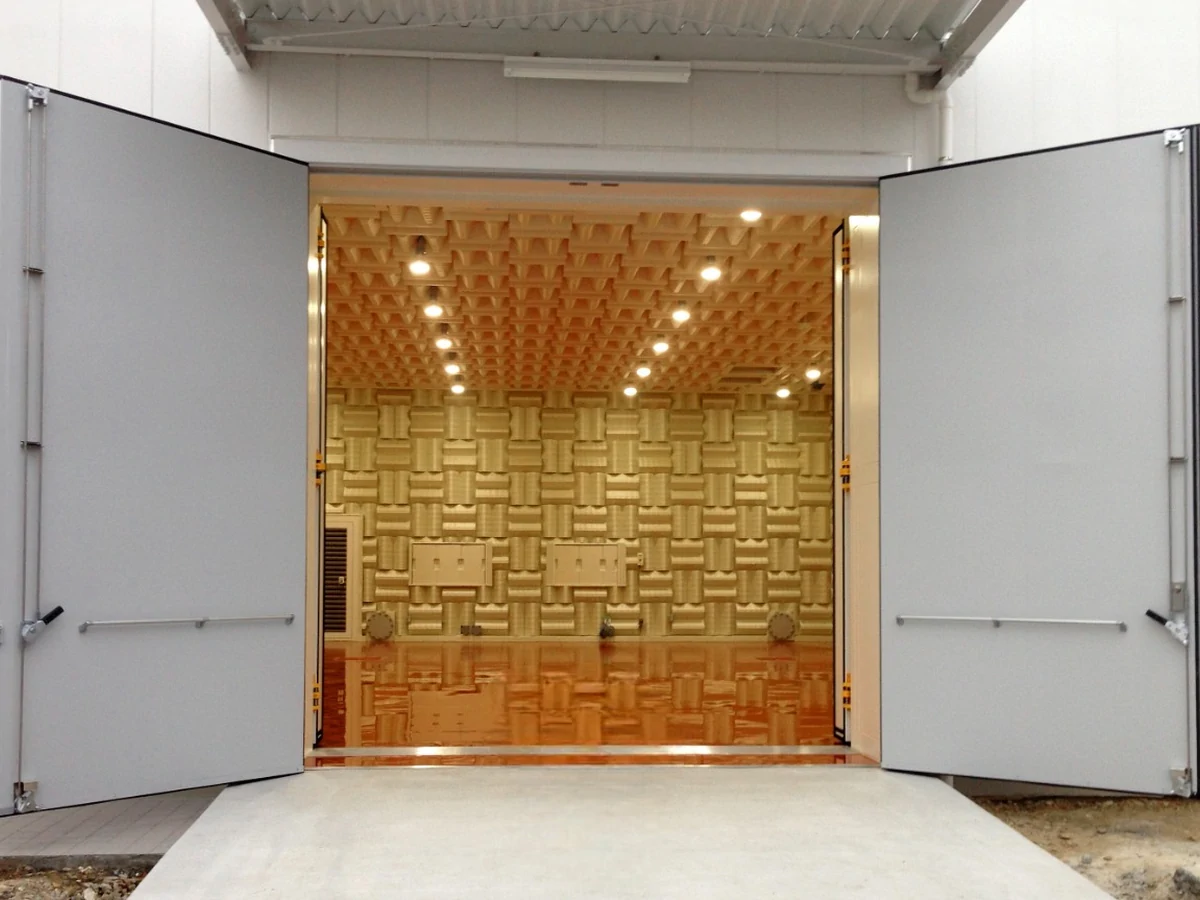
[202,0,1024,84]
[233,0,974,41]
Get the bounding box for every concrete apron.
[132,767,1108,899]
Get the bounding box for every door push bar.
[895,614,1127,631]
[21,606,64,644]
[77,614,295,633]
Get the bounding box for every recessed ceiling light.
[623,386,638,397]
[740,209,763,223]
[805,367,822,382]
[424,286,444,318]
[700,256,722,282]
[450,383,466,395]
[776,387,791,399]
[444,363,461,375]
[435,337,453,350]
[635,366,651,378]
[672,302,691,323]
[409,235,431,276]
[652,340,670,355]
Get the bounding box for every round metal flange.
[767,611,797,642]
[364,610,395,641]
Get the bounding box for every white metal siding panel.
[689,71,777,150]
[427,59,518,143]
[515,79,605,145]
[601,82,692,148]
[268,53,337,136]
[151,0,212,132]
[59,0,153,115]
[336,57,428,139]
[207,34,270,149]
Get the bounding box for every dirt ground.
[981,798,1200,899]
[0,864,148,900]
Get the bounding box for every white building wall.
[0,0,933,168]
[954,0,1200,161]
[0,0,1198,169]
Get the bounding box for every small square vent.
[717,366,779,387]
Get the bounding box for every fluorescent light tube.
[503,57,691,84]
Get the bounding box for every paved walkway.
[0,787,221,858]
[133,768,1107,899]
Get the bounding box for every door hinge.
[311,680,321,712]
[25,84,48,110]
[840,239,851,273]
[1165,128,1187,153]
[1171,767,1192,796]
[841,673,852,711]
[314,451,327,486]
[13,781,38,813]
[840,456,851,492]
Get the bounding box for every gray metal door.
[3,80,309,811]
[879,131,1196,794]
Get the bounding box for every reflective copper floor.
[314,640,853,765]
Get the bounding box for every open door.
[3,79,308,811]
[879,130,1196,793]
[832,224,846,743]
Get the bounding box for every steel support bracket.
[25,85,48,110]
[1172,767,1193,797]
[13,781,38,814]
[1165,129,1187,152]
[1172,582,1188,613]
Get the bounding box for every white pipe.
[904,72,953,166]
[937,90,954,166]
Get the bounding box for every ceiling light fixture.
[445,363,461,376]
[503,56,691,84]
[740,209,763,223]
[434,323,452,350]
[700,256,722,282]
[652,339,670,355]
[776,387,791,399]
[623,386,638,397]
[672,301,691,323]
[450,383,466,395]
[423,285,443,319]
[409,235,431,276]
[635,366,651,378]
[806,367,822,382]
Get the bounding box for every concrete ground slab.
[0,787,221,858]
[132,768,1108,899]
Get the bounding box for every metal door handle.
[21,605,64,643]
[1146,609,1189,646]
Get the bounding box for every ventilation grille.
[717,366,779,386]
[323,527,348,634]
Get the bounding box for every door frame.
[300,168,882,760]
